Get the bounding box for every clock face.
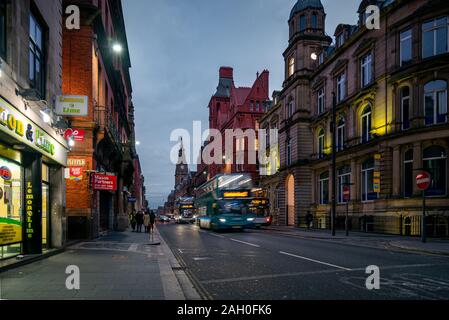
[180,165,184,170]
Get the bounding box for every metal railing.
[94,105,122,146]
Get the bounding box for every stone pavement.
[0,227,201,300]
[264,226,449,256]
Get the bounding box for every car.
[159,215,170,223]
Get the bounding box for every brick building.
[273,0,449,237]
[62,0,140,239]
[207,67,270,183]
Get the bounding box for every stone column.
[413,142,423,196]
[392,146,401,197]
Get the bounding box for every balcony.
[94,105,122,148]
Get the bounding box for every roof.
[233,87,252,106]
[290,0,324,19]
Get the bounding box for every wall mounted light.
[112,43,123,54]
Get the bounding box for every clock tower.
[175,139,188,186]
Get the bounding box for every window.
[401,87,411,130]
[287,101,295,118]
[286,138,292,166]
[0,0,6,59]
[29,13,45,97]
[423,146,447,197]
[256,101,260,112]
[424,80,447,125]
[250,101,254,111]
[299,15,306,31]
[337,33,345,47]
[317,129,325,158]
[400,29,412,66]
[337,72,346,102]
[337,117,345,151]
[422,17,448,59]
[311,14,318,29]
[288,56,295,77]
[361,53,373,87]
[319,171,329,205]
[361,105,372,143]
[317,87,325,114]
[362,158,378,201]
[318,52,324,65]
[403,149,413,198]
[338,166,351,203]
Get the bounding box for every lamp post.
[331,92,337,237]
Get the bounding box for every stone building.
[275,0,449,237]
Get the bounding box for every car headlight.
[219,218,226,223]
[247,218,255,222]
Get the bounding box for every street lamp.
[112,43,123,54]
[331,92,337,237]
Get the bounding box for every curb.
[388,242,449,257]
[155,227,202,300]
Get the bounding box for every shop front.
[0,97,68,260]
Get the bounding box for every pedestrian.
[306,211,313,230]
[143,211,150,233]
[135,209,144,233]
[130,210,137,232]
[149,209,156,239]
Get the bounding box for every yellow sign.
[181,205,194,209]
[251,200,267,206]
[0,218,22,245]
[224,191,249,198]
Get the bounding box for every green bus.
[195,174,258,231]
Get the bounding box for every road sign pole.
[422,190,426,243]
[345,201,349,237]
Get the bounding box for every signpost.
[343,184,351,237]
[416,171,431,243]
[92,173,117,191]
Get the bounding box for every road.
[158,222,449,300]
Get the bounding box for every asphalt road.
[158,223,449,300]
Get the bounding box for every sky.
[122,0,360,208]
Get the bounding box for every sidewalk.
[264,226,449,256]
[0,227,201,300]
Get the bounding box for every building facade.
[275,0,449,237]
[207,67,270,183]
[62,0,138,239]
[0,0,69,260]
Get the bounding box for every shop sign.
[0,218,22,246]
[68,167,83,181]
[55,95,88,116]
[0,97,68,166]
[92,173,117,191]
[0,166,12,181]
[128,197,137,203]
[25,182,34,240]
[64,128,85,142]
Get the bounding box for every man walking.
[135,210,144,233]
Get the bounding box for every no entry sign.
[416,172,431,191]
[343,185,350,201]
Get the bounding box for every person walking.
[130,209,137,232]
[148,209,156,241]
[143,211,150,233]
[135,209,144,233]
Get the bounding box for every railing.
[94,105,122,146]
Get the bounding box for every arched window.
[317,87,325,114]
[299,15,306,31]
[423,146,447,196]
[311,13,318,29]
[317,129,325,158]
[424,80,447,125]
[403,149,413,198]
[361,158,378,201]
[337,117,345,151]
[401,87,411,130]
[319,171,329,205]
[288,56,295,77]
[361,105,372,143]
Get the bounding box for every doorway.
[286,174,295,226]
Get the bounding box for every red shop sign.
[69,167,84,181]
[64,128,85,142]
[92,173,117,191]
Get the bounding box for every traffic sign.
[343,185,350,201]
[416,172,431,191]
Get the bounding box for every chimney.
[219,66,233,79]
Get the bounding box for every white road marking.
[178,249,184,254]
[207,232,225,238]
[193,257,212,261]
[129,244,139,252]
[279,251,352,271]
[230,239,260,248]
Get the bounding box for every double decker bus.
[175,197,196,224]
[249,188,272,227]
[195,174,257,231]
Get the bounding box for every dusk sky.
[122,0,361,208]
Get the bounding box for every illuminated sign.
[0,166,12,181]
[0,97,68,166]
[25,182,34,240]
[55,95,88,116]
[251,199,267,206]
[223,191,249,198]
[0,218,22,245]
[92,173,117,191]
[181,205,194,209]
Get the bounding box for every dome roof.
[290,0,324,19]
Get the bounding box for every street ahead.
[158,223,449,300]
